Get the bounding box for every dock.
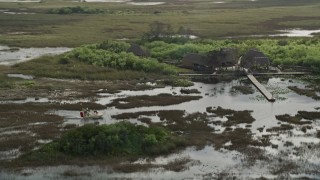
[179,71,312,102]
[179,72,310,77]
[246,74,275,102]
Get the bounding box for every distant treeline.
[48,6,105,14]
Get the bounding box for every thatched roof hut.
[181,53,215,71]
[208,48,238,67]
[241,49,270,69]
[127,44,149,57]
[181,48,238,72]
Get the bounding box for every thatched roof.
[241,49,270,68]
[182,53,215,67]
[127,44,149,57]
[208,48,238,66]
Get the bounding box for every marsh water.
[0,45,72,65]
[228,29,320,38]
[1,76,320,179]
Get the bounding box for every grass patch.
[275,111,320,125]
[266,124,294,132]
[0,1,320,47]
[107,93,202,109]
[113,109,266,153]
[13,55,160,81]
[275,114,312,125]
[231,85,255,95]
[297,111,320,120]
[288,86,320,100]
[207,106,255,126]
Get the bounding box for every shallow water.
[2,77,320,178]
[127,2,165,6]
[272,29,320,37]
[83,78,317,130]
[7,73,33,79]
[0,45,72,65]
[227,29,320,38]
[0,0,40,2]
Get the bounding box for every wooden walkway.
[246,74,275,102]
[179,71,311,102]
[179,72,310,76]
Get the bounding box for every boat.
[80,110,103,120]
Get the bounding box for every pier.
[179,71,312,102]
[246,74,275,102]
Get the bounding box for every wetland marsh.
[0,0,320,179]
[1,74,320,179]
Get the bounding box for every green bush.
[144,39,320,73]
[56,122,184,156]
[67,41,178,75]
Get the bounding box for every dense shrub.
[65,39,320,74]
[56,122,185,156]
[66,41,178,75]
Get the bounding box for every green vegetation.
[0,0,320,47]
[107,93,202,109]
[288,86,320,99]
[231,85,255,95]
[64,41,178,75]
[25,122,185,157]
[13,54,171,81]
[276,111,320,125]
[143,39,320,73]
[206,106,255,126]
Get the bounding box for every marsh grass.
[275,114,312,125]
[266,124,294,132]
[0,0,320,47]
[288,86,320,100]
[107,94,202,109]
[14,55,159,81]
[231,85,255,95]
[207,106,255,126]
[113,109,267,152]
[297,111,320,120]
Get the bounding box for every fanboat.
[80,111,103,120]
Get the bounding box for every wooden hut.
[181,53,216,72]
[208,48,238,68]
[181,48,238,72]
[241,49,270,70]
[127,44,149,57]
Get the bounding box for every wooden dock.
[179,71,311,102]
[246,74,275,102]
[179,72,310,76]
